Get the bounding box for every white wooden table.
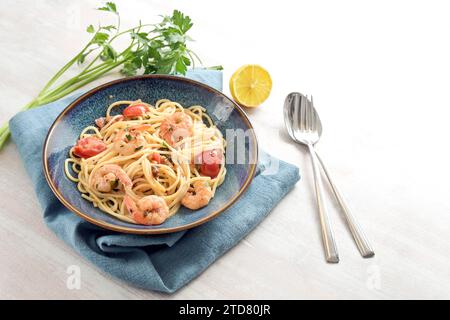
[1,0,449,299]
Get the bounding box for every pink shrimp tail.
[120,175,133,188]
[95,117,106,128]
[124,195,138,214]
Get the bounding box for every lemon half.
[229,64,272,108]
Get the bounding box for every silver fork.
[285,93,339,263]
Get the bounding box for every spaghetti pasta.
[65,99,226,225]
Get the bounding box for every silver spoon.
[284,92,375,260]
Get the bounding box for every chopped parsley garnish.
[161,141,170,149]
[110,179,119,189]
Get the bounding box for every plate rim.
[42,74,259,234]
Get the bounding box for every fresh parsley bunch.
[0,2,221,150]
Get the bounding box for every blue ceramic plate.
[43,75,258,234]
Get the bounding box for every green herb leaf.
[131,32,150,45]
[134,146,143,151]
[206,65,224,71]
[161,141,170,149]
[77,47,97,65]
[92,32,109,45]
[86,25,95,33]
[175,56,188,74]
[143,64,157,75]
[171,10,193,34]
[125,134,132,141]
[97,2,118,14]
[101,25,117,32]
[100,43,117,61]
[77,53,87,65]
[121,56,142,76]
[121,62,138,76]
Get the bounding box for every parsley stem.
[113,24,155,39]
[0,129,10,148]
[37,60,126,105]
[40,42,92,94]
[77,43,135,79]
[79,48,102,74]
[37,47,134,104]
[187,49,203,66]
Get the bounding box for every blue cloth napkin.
[9,70,300,293]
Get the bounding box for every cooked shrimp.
[95,117,106,128]
[113,124,151,156]
[92,164,132,193]
[181,180,213,210]
[124,195,169,225]
[159,112,193,146]
[95,115,124,129]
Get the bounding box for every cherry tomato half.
[151,152,162,164]
[73,137,107,158]
[122,103,149,117]
[199,149,223,178]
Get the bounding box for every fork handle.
[314,151,375,258]
[307,144,339,263]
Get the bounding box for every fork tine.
[313,97,321,134]
[300,94,307,131]
[306,94,310,131]
[310,95,316,131]
[292,93,301,132]
[305,95,310,131]
[308,95,315,132]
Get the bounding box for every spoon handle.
[315,150,375,258]
[307,144,339,263]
